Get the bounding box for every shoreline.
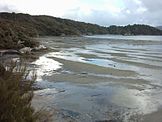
[1,35,162,121]
[142,109,162,122]
[31,36,162,121]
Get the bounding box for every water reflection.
[32,36,162,121]
[32,56,62,81]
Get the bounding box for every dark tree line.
[107,24,162,35]
[1,12,161,37]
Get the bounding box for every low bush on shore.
[0,21,38,49]
[0,62,38,122]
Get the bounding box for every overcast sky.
[0,0,161,26]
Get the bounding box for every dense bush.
[0,21,38,49]
[0,12,108,36]
[1,12,162,37]
[107,24,162,35]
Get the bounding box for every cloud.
[63,0,162,26]
[62,0,150,26]
[141,0,162,12]
[134,0,162,25]
[0,0,80,16]
[0,1,18,13]
[0,0,161,26]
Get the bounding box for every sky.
[0,0,161,26]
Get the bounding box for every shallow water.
[32,35,162,122]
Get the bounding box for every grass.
[0,61,38,122]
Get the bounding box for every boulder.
[32,44,47,51]
[0,50,20,56]
[19,47,32,54]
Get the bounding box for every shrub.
[0,62,38,122]
[0,21,38,49]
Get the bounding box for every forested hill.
[0,12,108,36]
[108,25,162,35]
[1,12,162,37]
[156,26,162,30]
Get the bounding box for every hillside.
[0,12,108,36]
[0,20,37,49]
[156,26,162,30]
[108,24,162,35]
[0,12,162,49]
[1,12,162,36]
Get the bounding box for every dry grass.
[0,61,38,122]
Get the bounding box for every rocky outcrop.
[32,44,47,51]
[19,47,32,54]
[0,50,20,56]
[0,44,47,57]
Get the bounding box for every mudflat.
[32,35,162,122]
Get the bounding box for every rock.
[61,33,66,37]
[17,40,24,45]
[81,72,88,75]
[32,44,47,51]
[0,49,20,56]
[95,120,117,122]
[19,47,32,54]
[91,94,102,97]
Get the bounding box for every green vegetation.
[0,12,108,36]
[0,12,162,49]
[156,26,162,30]
[0,62,38,122]
[0,20,38,49]
[108,24,162,35]
[1,12,161,38]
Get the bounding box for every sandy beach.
[142,109,162,122]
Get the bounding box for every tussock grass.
[0,62,38,122]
